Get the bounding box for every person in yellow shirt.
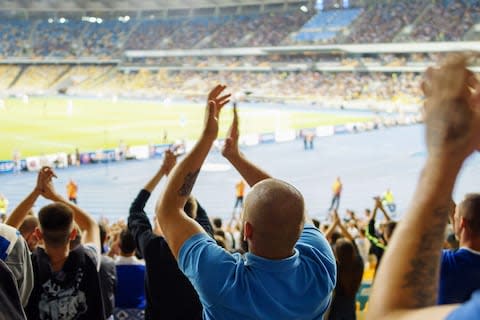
[328,177,342,211]
[0,194,8,219]
[66,179,78,204]
[234,180,246,209]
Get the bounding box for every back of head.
[99,223,108,245]
[334,238,364,298]
[459,193,480,235]
[119,228,136,255]
[184,196,198,219]
[212,218,222,229]
[38,203,74,248]
[243,178,305,258]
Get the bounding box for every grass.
[0,97,372,160]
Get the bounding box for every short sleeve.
[178,233,241,307]
[446,291,480,320]
[83,243,100,271]
[296,225,333,254]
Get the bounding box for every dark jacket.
[128,189,213,320]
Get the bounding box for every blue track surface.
[1,124,479,223]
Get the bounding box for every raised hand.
[222,102,239,159]
[35,166,56,193]
[161,149,177,175]
[203,84,231,140]
[422,54,480,161]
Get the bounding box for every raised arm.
[144,149,176,192]
[156,85,230,259]
[6,167,55,228]
[334,211,355,243]
[221,103,271,187]
[367,55,480,319]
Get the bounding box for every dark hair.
[334,239,364,298]
[312,218,320,229]
[38,203,74,248]
[384,221,397,240]
[212,218,222,229]
[119,228,136,255]
[184,196,198,219]
[460,193,480,234]
[99,223,108,245]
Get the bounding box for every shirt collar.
[244,249,300,272]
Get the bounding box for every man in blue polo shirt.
[155,86,336,320]
[439,193,480,304]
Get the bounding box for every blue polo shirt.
[447,290,480,320]
[439,248,480,304]
[179,225,336,320]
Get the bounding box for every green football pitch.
[0,97,372,160]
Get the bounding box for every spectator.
[0,193,8,216]
[365,197,396,271]
[7,167,105,319]
[438,194,480,304]
[0,259,27,320]
[0,223,33,307]
[326,211,364,320]
[367,54,480,319]
[127,149,213,319]
[113,228,145,319]
[156,88,336,319]
[18,214,40,252]
[98,224,116,320]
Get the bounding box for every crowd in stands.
[408,0,480,42]
[0,62,423,107]
[343,1,425,43]
[1,1,480,59]
[2,55,480,319]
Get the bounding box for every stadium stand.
[292,8,362,43]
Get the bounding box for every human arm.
[128,150,176,254]
[156,85,230,259]
[5,167,55,228]
[367,55,480,319]
[221,103,272,187]
[143,149,176,192]
[334,211,355,242]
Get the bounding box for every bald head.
[243,179,305,259]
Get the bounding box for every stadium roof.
[0,0,309,11]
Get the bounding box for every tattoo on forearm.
[401,206,449,307]
[178,169,200,196]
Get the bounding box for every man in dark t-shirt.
[128,150,213,319]
[7,167,104,320]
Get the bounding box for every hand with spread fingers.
[422,54,480,161]
[221,102,239,160]
[203,84,231,141]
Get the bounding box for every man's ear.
[243,221,252,241]
[34,227,43,241]
[69,227,77,241]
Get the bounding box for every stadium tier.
[0,0,480,59]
